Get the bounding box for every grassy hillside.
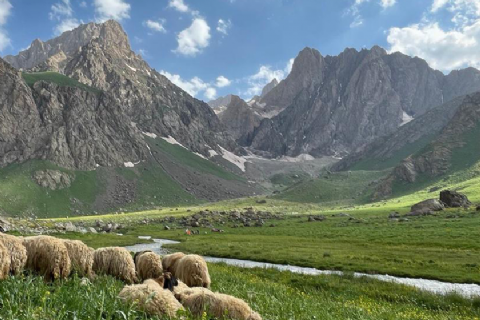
[22,72,101,94]
[274,170,388,205]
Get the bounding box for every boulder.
[389,212,400,219]
[440,190,471,208]
[411,199,444,213]
[406,210,435,217]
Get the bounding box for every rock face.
[218,96,261,142]
[411,199,445,213]
[246,47,480,158]
[0,58,149,170]
[208,95,233,114]
[33,170,75,190]
[440,190,471,208]
[1,20,239,170]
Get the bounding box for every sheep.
[22,236,71,281]
[0,241,11,280]
[0,233,27,275]
[163,272,179,291]
[118,278,185,318]
[134,250,163,281]
[175,254,211,288]
[93,247,138,284]
[173,279,190,296]
[62,239,95,279]
[162,252,185,274]
[179,290,262,320]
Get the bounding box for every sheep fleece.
[0,241,11,280]
[0,233,27,275]
[118,279,184,318]
[181,290,262,320]
[62,239,94,279]
[135,252,163,281]
[175,254,211,288]
[23,236,71,281]
[162,252,185,274]
[93,247,137,284]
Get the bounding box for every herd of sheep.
[0,233,262,320]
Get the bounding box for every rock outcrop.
[440,190,471,208]
[33,170,75,190]
[218,96,261,142]
[246,47,480,158]
[410,199,445,213]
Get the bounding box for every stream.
[125,238,480,298]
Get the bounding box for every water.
[125,238,480,298]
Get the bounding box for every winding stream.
[125,238,480,298]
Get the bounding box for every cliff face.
[246,47,480,158]
[4,20,238,160]
[218,95,262,142]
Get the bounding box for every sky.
[1,0,480,102]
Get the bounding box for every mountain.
[373,92,480,199]
[208,94,233,114]
[0,21,257,216]
[218,95,261,142]
[245,46,480,158]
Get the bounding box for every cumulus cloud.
[174,18,211,56]
[217,19,232,35]
[160,70,217,100]
[144,19,166,33]
[49,0,81,35]
[380,0,396,8]
[168,0,189,13]
[216,76,231,88]
[387,0,480,71]
[348,0,396,28]
[94,0,130,22]
[0,0,12,51]
[245,59,293,97]
[54,18,81,35]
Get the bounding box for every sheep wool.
[93,247,138,284]
[118,279,185,318]
[0,233,27,275]
[173,279,190,296]
[180,290,263,320]
[23,236,71,281]
[0,241,11,280]
[162,252,185,274]
[175,254,211,288]
[134,251,163,281]
[62,239,95,279]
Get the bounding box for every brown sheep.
[175,254,211,288]
[0,233,27,275]
[134,251,163,281]
[118,278,185,318]
[23,236,71,281]
[179,290,262,320]
[93,247,138,284]
[162,252,185,274]
[0,241,11,280]
[62,239,95,279]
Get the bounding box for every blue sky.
[1,0,480,101]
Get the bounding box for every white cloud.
[216,76,231,88]
[0,0,11,51]
[144,19,166,33]
[168,0,189,13]
[348,0,396,28]
[54,18,81,35]
[94,0,130,22]
[49,0,73,20]
[204,87,217,100]
[387,0,480,71]
[217,19,232,35]
[174,18,211,56]
[245,59,292,97]
[387,21,480,71]
[380,0,396,8]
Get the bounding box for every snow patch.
[143,132,158,139]
[161,136,187,149]
[219,146,247,172]
[208,150,219,157]
[124,160,141,168]
[279,154,315,163]
[400,111,414,126]
[125,63,137,72]
[194,152,207,160]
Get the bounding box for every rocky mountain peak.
[261,78,278,98]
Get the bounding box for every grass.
[2,263,479,319]
[274,170,388,205]
[22,72,101,94]
[148,138,245,181]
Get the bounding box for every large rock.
[411,199,445,213]
[440,190,471,208]
[33,170,75,190]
